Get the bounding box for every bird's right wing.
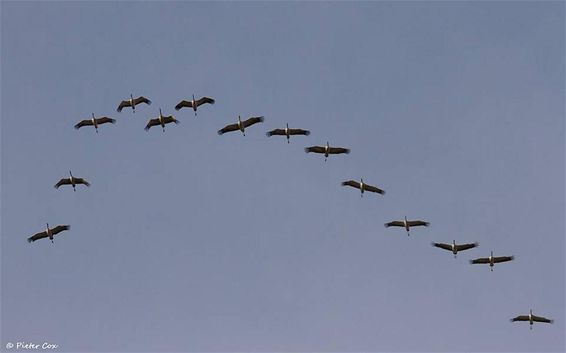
[175,100,192,110]
[266,129,285,137]
[74,120,92,129]
[54,178,71,189]
[145,118,160,131]
[117,100,131,112]
[510,315,530,322]
[455,243,478,251]
[341,180,360,189]
[470,257,490,264]
[432,242,452,251]
[304,146,326,153]
[27,231,48,243]
[384,221,405,228]
[218,123,240,135]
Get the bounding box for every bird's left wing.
[196,97,215,107]
[242,116,264,128]
[407,220,429,227]
[532,315,553,324]
[134,96,151,106]
[384,221,405,228]
[74,120,92,129]
[455,242,478,252]
[493,255,514,263]
[328,147,350,155]
[74,178,91,187]
[289,128,310,136]
[364,184,385,195]
[51,225,70,235]
[510,315,530,322]
[470,257,490,264]
[97,117,116,125]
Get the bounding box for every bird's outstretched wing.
[133,96,151,106]
[365,184,385,195]
[384,221,405,228]
[407,220,429,227]
[117,100,132,112]
[195,97,215,107]
[74,120,93,129]
[341,180,361,189]
[54,178,71,189]
[304,146,326,154]
[74,178,91,187]
[432,242,453,251]
[51,225,70,235]
[162,116,179,125]
[510,315,530,322]
[493,255,514,264]
[242,116,264,128]
[455,242,478,252]
[175,100,192,110]
[145,118,160,131]
[27,231,48,243]
[96,117,116,125]
[218,123,240,135]
[470,257,490,264]
[266,129,286,137]
[532,315,553,324]
[328,147,350,155]
[289,128,310,136]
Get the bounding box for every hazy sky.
[1,1,564,352]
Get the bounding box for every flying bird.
[511,310,553,330]
[384,216,429,236]
[469,251,514,271]
[145,109,179,132]
[117,94,151,113]
[266,123,310,143]
[341,178,385,197]
[175,95,215,116]
[431,240,478,258]
[27,223,70,244]
[54,171,90,192]
[305,142,350,161]
[74,113,116,133]
[218,115,264,136]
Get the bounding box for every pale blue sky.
[1,1,564,352]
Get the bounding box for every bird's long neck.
[69,171,74,183]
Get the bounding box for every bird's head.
[46,223,49,230]
[192,94,195,101]
[159,108,163,117]
[286,123,289,129]
[130,93,133,100]
[91,113,95,119]
[69,170,73,178]
[453,240,456,246]
[360,178,364,184]
[404,216,408,222]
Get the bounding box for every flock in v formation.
[27,94,554,330]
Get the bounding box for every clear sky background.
[1,1,564,352]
